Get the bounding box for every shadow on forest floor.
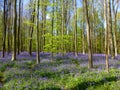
[70,76,117,90]
[38,76,117,90]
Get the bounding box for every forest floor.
[0,52,120,90]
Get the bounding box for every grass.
[0,55,120,90]
[2,69,120,90]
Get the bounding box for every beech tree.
[28,0,36,56]
[17,0,21,55]
[108,0,115,59]
[36,0,40,64]
[61,0,64,55]
[2,0,7,58]
[41,0,47,51]
[11,0,17,61]
[82,0,85,54]
[104,0,109,73]
[112,0,119,57]
[51,0,55,60]
[84,0,93,68]
[74,0,78,56]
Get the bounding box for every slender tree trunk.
[108,0,115,59]
[112,0,118,57]
[7,23,10,54]
[42,0,47,52]
[91,0,95,53]
[51,0,55,61]
[29,1,35,56]
[11,0,17,61]
[104,0,109,73]
[2,0,7,58]
[41,0,44,52]
[114,17,118,56]
[29,29,34,56]
[11,1,14,53]
[84,0,93,69]
[74,0,78,56]
[17,0,21,55]
[56,0,59,53]
[36,0,40,64]
[62,0,64,56]
[7,1,12,54]
[82,1,85,54]
[20,1,23,52]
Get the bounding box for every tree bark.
[17,0,21,55]
[11,0,17,61]
[51,0,55,61]
[112,0,118,57]
[36,0,40,64]
[82,0,85,54]
[61,0,64,56]
[29,1,35,56]
[104,0,109,73]
[84,0,93,68]
[108,0,115,59]
[74,0,78,56]
[2,0,7,58]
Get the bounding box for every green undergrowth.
[0,60,120,90]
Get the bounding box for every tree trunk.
[17,0,21,55]
[84,0,93,69]
[104,0,109,73]
[62,0,64,56]
[29,1,35,56]
[51,0,55,61]
[82,1,85,54]
[112,0,118,57]
[36,0,40,64]
[7,0,12,54]
[20,1,23,52]
[108,0,115,59]
[42,0,47,52]
[2,0,7,58]
[74,0,78,56]
[11,0,17,61]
